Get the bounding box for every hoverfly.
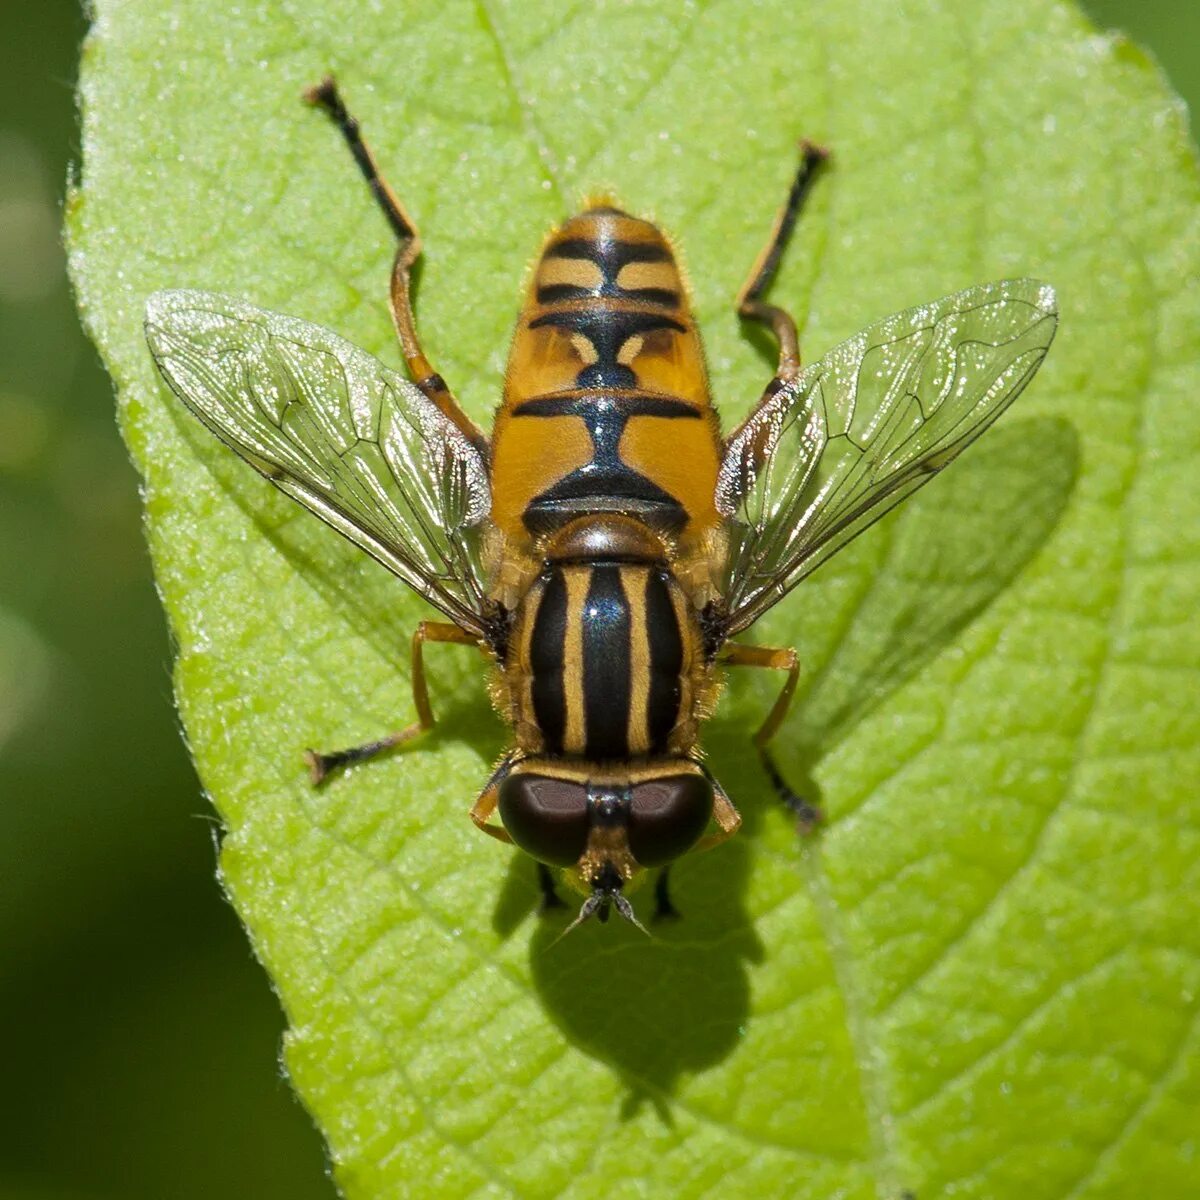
[144,78,1057,934]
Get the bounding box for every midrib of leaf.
[473,0,568,208]
[801,847,903,1194]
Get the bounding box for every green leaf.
[69,1,1200,1196]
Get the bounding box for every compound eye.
[626,774,713,867]
[498,774,590,866]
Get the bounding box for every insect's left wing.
[144,289,495,641]
[715,278,1058,638]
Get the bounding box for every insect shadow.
[779,415,1079,764]
[522,414,1077,1109]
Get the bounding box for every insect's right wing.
[144,289,496,642]
[715,278,1058,638]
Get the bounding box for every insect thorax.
[488,203,724,606]
[505,516,703,761]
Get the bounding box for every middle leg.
[720,642,822,831]
[306,620,479,784]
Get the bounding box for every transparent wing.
[716,278,1058,637]
[144,289,495,639]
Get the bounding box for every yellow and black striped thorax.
[510,553,699,761]
[490,205,722,550]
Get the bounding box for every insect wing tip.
[1034,281,1059,318]
[143,293,178,364]
[144,288,174,330]
[144,289,211,350]
[1004,277,1058,321]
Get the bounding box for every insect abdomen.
[513,560,695,760]
[490,205,722,550]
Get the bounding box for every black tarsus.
[739,140,829,312]
[537,863,566,912]
[761,747,823,832]
[653,867,681,921]
[303,75,415,244]
[306,736,396,786]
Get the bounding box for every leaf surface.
[70,2,1200,1196]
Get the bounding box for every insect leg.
[304,77,488,455]
[305,620,478,784]
[720,642,822,830]
[694,770,744,851]
[653,868,680,921]
[735,140,829,382]
[537,863,567,911]
[469,755,516,845]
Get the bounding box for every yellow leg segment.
[695,784,744,852]
[468,762,515,846]
[720,642,821,831]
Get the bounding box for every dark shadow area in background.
[0,6,334,1197]
[1,868,333,1198]
[526,416,1076,1109]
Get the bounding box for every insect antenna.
[550,885,651,946]
[611,893,651,938]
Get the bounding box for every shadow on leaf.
[526,825,764,1109]
[784,415,1078,761]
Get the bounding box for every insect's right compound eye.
[626,773,713,867]
[498,774,590,867]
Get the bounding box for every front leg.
[654,868,680,922]
[468,755,516,845]
[537,863,567,912]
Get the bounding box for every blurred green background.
[1,2,1195,1196]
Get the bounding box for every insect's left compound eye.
[498,774,590,867]
[627,774,714,867]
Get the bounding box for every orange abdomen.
[490,206,722,556]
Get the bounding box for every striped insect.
[144,78,1058,933]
